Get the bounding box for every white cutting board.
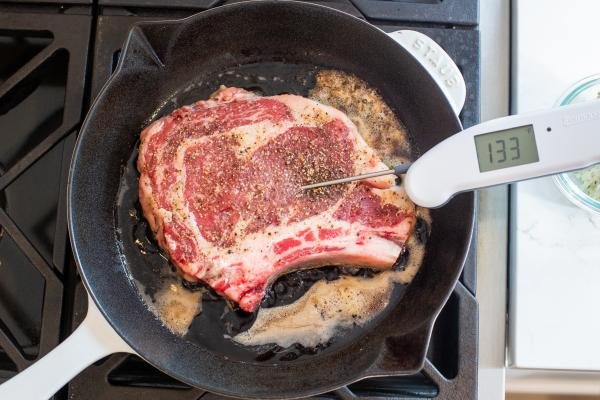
[510,0,600,370]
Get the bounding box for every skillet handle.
[387,30,466,116]
[0,295,134,400]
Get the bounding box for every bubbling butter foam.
[142,281,204,336]
[234,233,426,348]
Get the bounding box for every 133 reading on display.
[474,125,539,172]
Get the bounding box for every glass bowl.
[553,75,600,215]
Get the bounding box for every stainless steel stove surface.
[0,1,479,398]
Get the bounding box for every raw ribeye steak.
[138,86,416,312]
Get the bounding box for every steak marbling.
[138,86,416,312]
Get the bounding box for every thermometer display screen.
[474,125,539,172]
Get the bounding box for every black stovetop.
[0,1,479,399]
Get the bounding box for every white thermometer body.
[404,100,600,208]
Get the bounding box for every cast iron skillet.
[30,1,475,398]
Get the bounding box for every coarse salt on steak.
[138,86,416,312]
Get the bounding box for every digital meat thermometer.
[301,100,600,208]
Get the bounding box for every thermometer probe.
[301,100,600,208]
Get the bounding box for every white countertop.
[510,0,600,373]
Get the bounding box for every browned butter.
[233,234,426,348]
[140,280,203,336]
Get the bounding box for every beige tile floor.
[508,395,600,400]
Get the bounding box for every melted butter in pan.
[141,280,204,336]
[233,236,426,348]
[309,70,411,166]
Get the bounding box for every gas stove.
[0,1,479,398]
